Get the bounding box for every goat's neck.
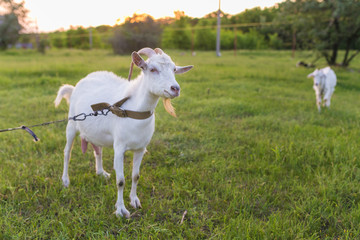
[127,76,159,112]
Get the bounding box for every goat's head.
[130,48,193,99]
[307,69,324,87]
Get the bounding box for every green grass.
[1,48,360,239]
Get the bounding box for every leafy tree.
[0,0,28,50]
[330,0,360,66]
[111,14,162,54]
[0,13,21,49]
[276,0,360,66]
[231,7,277,25]
[230,7,278,37]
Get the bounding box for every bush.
[237,29,267,49]
[37,38,49,54]
[161,16,191,50]
[66,27,90,49]
[268,33,283,49]
[194,28,215,50]
[220,30,235,50]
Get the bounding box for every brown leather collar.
[91,97,153,120]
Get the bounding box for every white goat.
[54,48,193,218]
[307,66,337,112]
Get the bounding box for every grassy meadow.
[1,48,360,239]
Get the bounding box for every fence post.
[234,27,237,56]
[191,28,195,56]
[216,1,221,57]
[292,29,296,58]
[89,27,93,50]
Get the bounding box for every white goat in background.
[307,66,337,112]
[55,48,193,218]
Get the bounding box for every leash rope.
[0,107,112,142]
[0,119,67,142]
[0,97,153,142]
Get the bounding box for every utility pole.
[35,18,40,49]
[292,29,296,58]
[216,0,221,57]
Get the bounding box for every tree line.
[1,0,360,66]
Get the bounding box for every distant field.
[1,49,360,239]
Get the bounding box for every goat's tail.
[54,84,75,107]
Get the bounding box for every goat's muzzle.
[170,85,180,97]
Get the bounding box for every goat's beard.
[162,98,176,117]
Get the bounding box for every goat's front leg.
[324,97,331,108]
[130,148,146,209]
[316,95,322,112]
[113,144,130,218]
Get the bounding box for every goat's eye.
[150,68,157,73]
[174,68,177,72]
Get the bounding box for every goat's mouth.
[164,90,179,99]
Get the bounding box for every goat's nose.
[170,85,180,95]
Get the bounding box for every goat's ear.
[175,65,193,74]
[308,69,319,78]
[132,52,147,70]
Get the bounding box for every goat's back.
[69,71,129,115]
[321,67,337,88]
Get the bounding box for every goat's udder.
[81,138,101,155]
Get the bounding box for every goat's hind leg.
[316,95,322,112]
[62,122,76,187]
[324,90,333,108]
[92,144,110,179]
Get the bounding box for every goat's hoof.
[115,206,130,218]
[130,197,142,209]
[97,170,111,179]
[62,176,70,187]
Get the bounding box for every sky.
[23,0,284,32]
